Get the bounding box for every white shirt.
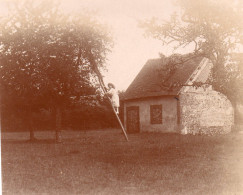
[108,88,120,107]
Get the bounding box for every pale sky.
[61,0,178,91]
[0,0,181,90]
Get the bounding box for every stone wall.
[179,88,234,135]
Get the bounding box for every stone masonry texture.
[179,88,234,135]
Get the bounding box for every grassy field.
[1,129,243,195]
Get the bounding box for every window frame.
[150,104,162,124]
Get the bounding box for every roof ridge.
[178,57,207,94]
[123,55,204,101]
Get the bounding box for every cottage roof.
[122,56,204,101]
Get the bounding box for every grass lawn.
[1,129,243,195]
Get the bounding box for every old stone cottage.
[121,56,234,135]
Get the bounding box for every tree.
[0,0,112,141]
[141,0,243,108]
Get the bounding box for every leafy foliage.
[0,0,112,104]
[0,0,113,134]
[141,0,243,104]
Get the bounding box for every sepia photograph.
[0,0,243,194]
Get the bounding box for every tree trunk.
[29,124,35,141]
[28,107,36,141]
[230,101,237,125]
[230,100,240,132]
[55,106,62,143]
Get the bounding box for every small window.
[150,105,162,124]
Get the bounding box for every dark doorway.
[126,106,140,133]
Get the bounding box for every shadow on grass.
[1,138,57,144]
